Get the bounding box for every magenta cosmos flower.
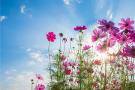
[96,39,115,52]
[36,74,44,80]
[121,46,135,58]
[83,45,91,50]
[74,25,87,32]
[36,84,45,90]
[118,18,134,30]
[46,32,56,42]
[97,19,117,31]
[91,29,106,42]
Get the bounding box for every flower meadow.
[31,18,135,90]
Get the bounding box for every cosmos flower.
[63,61,70,67]
[65,69,72,75]
[96,39,115,52]
[59,33,63,37]
[91,29,106,42]
[129,30,135,42]
[97,19,116,31]
[93,59,102,65]
[122,60,130,65]
[118,18,134,30]
[126,46,135,58]
[63,37,67,43]
[36,84,45,90]
[70,37,74,41]
[36,74,44,80]
[83,45,91,50]
[127,63,135,71]
[120,46,135,58]
[92,81,100,88]
[107,38,116,47]
[60,54,66,61]
[117,34,131,44]
[96,43,107,52]
[74,25,87,32]
[46,32,56,42]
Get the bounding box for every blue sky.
[1,0,135,90]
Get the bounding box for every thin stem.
[48,42,52,82]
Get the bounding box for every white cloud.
[20,5,32,18]
[63,0,71,5]
[4,71,34,90]
[5,69,17,75]
[0,16,6,22]
[106,9,113,20]
[29,51,45,63]
[63,0,81,5]
[20,5,26,14]
[2,70,49,90]
[26,48,49,67]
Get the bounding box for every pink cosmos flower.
[97,19,116,31]
[63,61,70,67]
[121,46,135,58]
[60,54,66,61]
[96,43,107,52]
[91,29,106,42]
[118,18,134,30]
[129,30,135,42]
[93,59,102,65]
[74,26,87,32]
[83,45,91,50]
[46,32,56,42]
[59,33,63,37]
[36,84,45,90]
[36,74,44,80]
[96,39,115,52]
[117,34,132,44]
[65,69,72,75]
[127,63,135,71]
[63,37,67,43]
[107,38,116,47]
[92,81,100,88]
[122,60,130,65]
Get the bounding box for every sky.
[1,0,135,90]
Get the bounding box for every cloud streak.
[20,5,32,17]
[0,16,6,22]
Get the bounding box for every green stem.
[48,42,52,90]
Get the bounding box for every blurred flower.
[107,38,116,47]
[109,59,115,64]
[77,70,80,74]
[36,84,45,90]
[83,45,91,50]
[118,18,134,30]
[75,79,80,83]
[92,81,100,88]
[60,54,66,61]
[91,29,106,42]
[59,33,63,37]
[74,26,87,32]
[127,63,135,71]
[36,74,44,80]
[93,59,102,65]
[46,32,56,42]
[63,37,67,43]
[96,43,107,52]
[65,69,72,75]
[123,60,130,65]
[121,45,135,58]
[70,37,74,41]
[97,19,116,31]
[63,61,70,67]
